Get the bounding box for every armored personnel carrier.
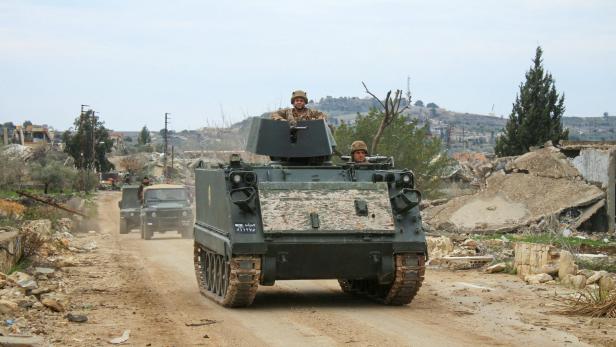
[193,118,426,307]
[140,184,193,240]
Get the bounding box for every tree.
[604,112,609,119]
[414,100,424,107]
[335,109,451,197]
[138,126,151,145]
[62,110,114,173]
[361,82,411,154]
[119,155,147,178]
[22,120,32,127]
[495,46,568,156]
[31,161,76,194]
[426,102,439,109]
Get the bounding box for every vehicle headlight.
[182,211,188,217]
[151,212,157,217]
[232,173,242,184]
[398,173,414,188]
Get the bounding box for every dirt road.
[52,192,616,346]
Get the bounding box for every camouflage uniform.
[271,107,327,125]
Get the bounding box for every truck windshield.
[121,189,140,208]
[145,188,187,202]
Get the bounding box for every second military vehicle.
[193,118,426,307]
[140,184,194,240]
[118,185,140,234]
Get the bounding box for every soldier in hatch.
[137,176,151,203]
[271,90,327,125]
[350,140,369,164]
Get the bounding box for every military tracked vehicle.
[140,184,193,240]
[193,118,426,307]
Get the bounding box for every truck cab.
[140,184,194,240]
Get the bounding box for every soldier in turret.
[271,90,327,125]
[350,140,369,164]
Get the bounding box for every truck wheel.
[181,227,193,239]
[119,219,129,234]
[144,227,153,240]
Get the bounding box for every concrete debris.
[505,146,580,179]
[1,144,34,161]
[441,255,494,270]
[586,271,608,285]
[21,219,52,236]
[57,217,74,232]
[109,329,131,344]
[7,272,38,290]
[569,275,588,290]
[559,250,579,280]
[524,273,553,284]
[485,262,507,274]
[599,276,615,293]
[425,145,608,234]
[40,293,68,312]
[0,299,18,314]
[426,236,454,260]
[513,242,560,279]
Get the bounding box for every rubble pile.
[424,143,606,234]
[427,235,616,293]
[1,144,34,161]
[0,219,96,342]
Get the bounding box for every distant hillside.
[113,97,615,155]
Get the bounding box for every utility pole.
[406,75,411,101]
[91,111,97,172]
[163,113,170,180]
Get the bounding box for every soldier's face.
[353,150,367,163]
[293,98,306,109]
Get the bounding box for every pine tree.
[495,46,568,156]
[138,125,151,145]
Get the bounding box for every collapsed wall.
[423,143,610,234]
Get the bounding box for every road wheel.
[119,219,129,234]
[338,254,425,306]
[194,244,260,307]
[144,227,153,240]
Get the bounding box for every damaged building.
[1,123,54,147]
[424,141,616,234]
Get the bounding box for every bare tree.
[362,82,411,154]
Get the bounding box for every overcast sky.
[1,0,614,131]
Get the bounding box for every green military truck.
[118,185,140,234]
[140,184,194,240]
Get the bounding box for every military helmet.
[291,90,308,104]
[350,140,369,155]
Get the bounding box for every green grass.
[8,258,31,274]
[474,233,616,249]
[577,258,616,273]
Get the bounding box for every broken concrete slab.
[572,199,606,229]
[423,171,605,233]
[506,146,580,179]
